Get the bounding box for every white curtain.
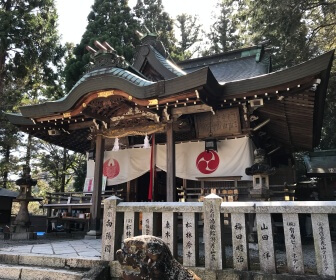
[86,148,151,186]
[156,137,253,180]
[86,137,253,187]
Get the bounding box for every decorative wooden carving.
[195,108,241,138]
[103,123,166,138]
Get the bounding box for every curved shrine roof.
[4,42,334,154]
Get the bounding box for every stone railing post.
[182,212,199,267]
[256,213,276,273]
[101,196,122,261]
[203,194,224,270]
[311,213,335,277]
[231,213,249,271]
[283,213,304,274]
[123,211,139,239]
[162,212,177,258]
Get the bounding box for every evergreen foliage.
[205,0,243,55]
[0,0,64,187]
[37,142,86,192]
[133,0,181,59]
[64,0,140,92]
[175,13,202,60]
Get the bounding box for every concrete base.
[10,232,37,240]
[250,188,270,201]
[109,261,334,280]
[85,230,102,239]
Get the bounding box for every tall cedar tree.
[64,0,140,92]
[0,0,63,187]
[237,0,311,70]
[133,0,181,60]
[235,0,336,149]
[205,0,242,55]
[175,13,202,60]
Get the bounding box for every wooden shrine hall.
[5,34,334,236]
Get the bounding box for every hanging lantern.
[205,139,217,152]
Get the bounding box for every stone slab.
[256,213,276,273]
[20,267,82,280]
[311,213,335,277]
[283,213,304,274]
[162,212,177,257]
[142,212,154,236]
[19,255,65,267]
[101,197,119,261]
[123,211,138,239]
[0,253,19,265]
[0,264,22,279]
[203,194,223,270]
[10,232,37,240]
[231,213,249,271]
[182,212,198,266]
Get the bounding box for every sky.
[55,0,219,45]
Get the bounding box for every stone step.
[0,253,110,280]
[0,264,84,280]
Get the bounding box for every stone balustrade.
[102,194,336,278]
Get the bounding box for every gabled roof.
[132,34,186,80]
[178,45,271,83]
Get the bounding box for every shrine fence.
[101,194,336,278]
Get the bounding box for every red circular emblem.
[103,159,120,179]
[196,150,220,174]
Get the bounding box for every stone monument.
[116,235,200,280]
[10,165,41,240]
[245,149,276,201]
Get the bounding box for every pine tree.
[0,0,64,187]
[133,0,180,59]
[64,0,140,91]
[175,13,202,60]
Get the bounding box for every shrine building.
[5,34,334,235]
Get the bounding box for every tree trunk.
[60,148,67,193]
[25,134,32,166]
[2,145,10,188]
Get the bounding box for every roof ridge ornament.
[85,40,129,72]
[135,29,168,58]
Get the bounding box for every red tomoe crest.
[103,159,120,179]
[196,150,220,174]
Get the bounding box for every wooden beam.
[68,121,94,130]
[83,108,110,124]
[87,133,105,236]
[172,104,212,120]
[166,122,176,202]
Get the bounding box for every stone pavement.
[0,239,101,259]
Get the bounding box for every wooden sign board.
[195,108,241,138]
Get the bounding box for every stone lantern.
[10,165,42,240]
[245,149,275,201]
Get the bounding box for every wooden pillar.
[166,122,176,202]
[151,134,156,201]
[126,181,131,202]
[87,133,105,237]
